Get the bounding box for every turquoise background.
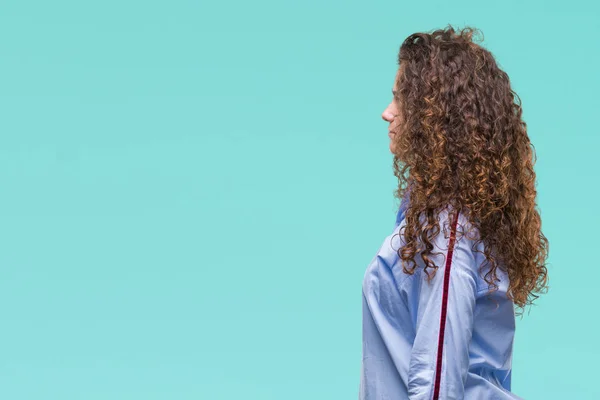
[0,0,597,398]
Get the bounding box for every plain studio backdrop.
[0,0,597,399]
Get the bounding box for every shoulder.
[420,207,483,277]
[417,207,481,252]
[399,206,511,293]
[435,208,512,294]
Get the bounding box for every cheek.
[391,102,401,118]
[391,108,401,127]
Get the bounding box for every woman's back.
[360,204,522,399]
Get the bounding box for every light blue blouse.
[359,190,522,399]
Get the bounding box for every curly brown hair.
[390,25,549,315]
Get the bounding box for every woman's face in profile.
[381,69,402,153]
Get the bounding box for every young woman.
[360,26,549,399]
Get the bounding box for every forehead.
[394,63,405,86]
[393,68,401,90]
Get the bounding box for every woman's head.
[388,25,549,313]
[381,67,403,153]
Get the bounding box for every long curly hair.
[390,25,549,315]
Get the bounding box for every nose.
[382,103,395,122]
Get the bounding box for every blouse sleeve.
[407,210,478,400]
